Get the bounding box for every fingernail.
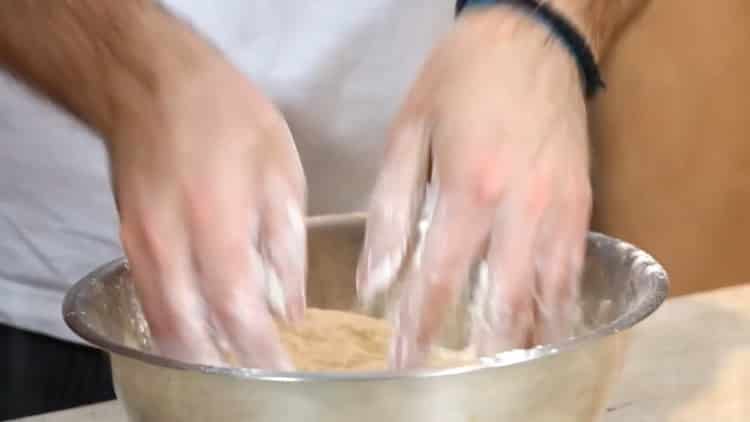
[474,294,535,355]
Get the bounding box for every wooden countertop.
[16,284,750,422]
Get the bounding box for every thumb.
[356,121,431,308]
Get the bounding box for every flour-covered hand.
[358,7,592,368]
[113,56,306,370]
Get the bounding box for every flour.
[278,308,474,371]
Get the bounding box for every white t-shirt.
[0,0,454,342]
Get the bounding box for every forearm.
[549,0,651,57]
[0,0,216,139]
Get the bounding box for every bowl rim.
[63,213,669,382]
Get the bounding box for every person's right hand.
[109,56,306,370]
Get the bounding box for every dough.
[277,308,474,371]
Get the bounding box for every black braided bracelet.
[456,0,604,98]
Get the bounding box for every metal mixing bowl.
[63,214,668,422]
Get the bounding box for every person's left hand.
[357,7,592,368]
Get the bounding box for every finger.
[197,233,293,370]
[473,187,544,357]
[212,249,293,370]
[356,121,430,307]
[120,213,224,366]
[187,179,292,370]
[251,119,308,322]
[531,207,572,345]
[391,190,495,369]
[356,52,446,307]
[261,192,307,323]
[533,185,591,344]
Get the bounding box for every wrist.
[543,0,598,55]
[98,11,223,141]
[457,1,603,97]
[456,1,597,55]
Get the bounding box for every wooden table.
[16,285,750,422]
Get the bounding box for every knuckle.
[505,291,534,316]
[536,261,579,313]
[491,281,533,317]
[151,313,193,341]
[549,277,575,303]
[211,293,260,326]
[474,175,505,207]
[523,176,550,218]
[449,166,507,209]
[145,298,202,341]
[183,192,214,227]
[428,274,457,299]
[471,155,508,207]
[120,217,165,266]
[536,258,564,288]
[436,139,508,208]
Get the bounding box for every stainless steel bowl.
[63,214,668,422]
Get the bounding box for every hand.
[358,8,592,368]
[111,57,306,369]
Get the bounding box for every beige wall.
[590,1,750,295]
